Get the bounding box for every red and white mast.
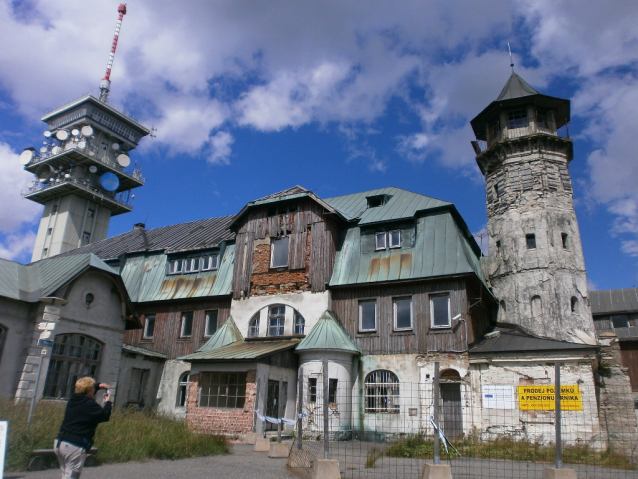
[99,3,127,103]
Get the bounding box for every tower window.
[82,232,91,242]
[495,240,502,256]
[52,205,58,214]
[536,109,550,129]
[531,295,543,319]
[489,118,501,141]
[508,109,529,129]
[526,234,536,249]
[570,297,578,313]
[561,233,569,249]
[42,248,48,257]
[47,228,52,235]
[87,209,95,218]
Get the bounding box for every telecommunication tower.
[21,4,150,262]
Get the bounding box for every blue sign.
[37,339,54,347]
[99,172,120,192]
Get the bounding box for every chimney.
[134,223,145,230]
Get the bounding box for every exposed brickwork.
[250,234,311,296]
[186,370,257,435]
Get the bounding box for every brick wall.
[250,234,311,296]
[186,370,257,435]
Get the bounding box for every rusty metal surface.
[180,338,300,361]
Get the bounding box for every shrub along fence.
[286,362,638,479]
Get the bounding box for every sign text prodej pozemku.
[517,385,583,411]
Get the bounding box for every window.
[82,232,91,242]
[329,378,338,404]
[176,373,189,407]
[183,258,200,273]
[42,248,48,257]
[294,311,305,335]
[536,108,550,129]
[47,228,52,235]
[430,294,451,329]
[570,297,578,313]
[489,118,501,141]
[359,300,377,332]
[180,312,193,338]
[204,310,218,337]
[394,297,412,331]
[52,205,58,214]
[611,315,630,329]
[199,372,247,408]
[127,368,149,404]
[375,232,387,250]
[389,230,401,248]
[531,295,543,319]
[271,236,289,268]
[367,194,390,208]
[43,334,102,399]
[561,233,569,249]
[496,240,502,256]
[508,108,529,129]
[248,314,260,337]
[202,254,218,271]
[526,234,536,249]
[168,259,183,274]
[365,370,400,413]
[143,315,155,339]
[268,305,285,336]
[87,209,95,218]
[308,377,317,402]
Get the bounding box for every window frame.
[308,377,317,402]
[526,234,536,249]
[270,236,290,268]
[359,299,377,332]
[294,310,305,335]
[388,230,401,249]
[365,370,400,414]
[176,372,189,407]
[204,310,219,337]
[183,257,200,273]
[375,232,387,250]
[268,305,286,336]
[430,293,451,329]
[199,372,247,409]
[328,378,338,404]
[201,254,219,271]
[143,314,155,340]
[508,108,529,129]
[180,311,194,338]
[393,297,413,331]
[248,314,260,337]
[168,259,183,275]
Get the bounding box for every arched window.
[440,369,462,381]
[43,334,102,399]
[248,314,260,337]
[176,372,190,407]
[571,296,578,313]
[531,295,543,320]
[365,370,399,413]
[268,305,285,336]
[294,311,305,335]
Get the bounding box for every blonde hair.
[75,377,96,395]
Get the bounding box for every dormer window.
[375,230,401,250]
[202,254,219,271]
[367,194,391,208]
[375,232,387,250]
[183,258,200,273]
[168,259,183,274]
[389,230,401,248]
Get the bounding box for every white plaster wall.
[0,298,37,396]
[230,291,330,338]
[116,353,165,411]
[156,360,191,418]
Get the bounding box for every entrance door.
[440,383,463,439]
[266,380,287,431]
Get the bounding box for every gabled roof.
[179,339,300,362]
[590,288,638,315]
[55,216,235,261]
[496,72,539,101]
[470,327,598,355]
[197,316,243,352]
[253,185,310,203]
[296,311,361,354]
[324,187,451,225]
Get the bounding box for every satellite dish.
[35,164,54,183]
[77,139,87,149]
[99,172,119,192]
[19,149,36,165]
[89,165,98,173]
[51,146,62,156]
[116,154,130,167]
[64,142,76,150]
[111,143,120,151]
[81,125,94,137]
[64,173,70,178]
[55,130,69,141]
[71,129,80,136]
[44,131,52,138]
[39,146,48,153]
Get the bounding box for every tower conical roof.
[196,316,242,352]
[296,311,361,354]
[496,72,539,101]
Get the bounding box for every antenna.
[507,43,514,72]
[99,4,128,103]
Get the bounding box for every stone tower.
[22,96,150,262]
[470,72,596,345]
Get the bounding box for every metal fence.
[283,362,638,479]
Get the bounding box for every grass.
[384,433,635,470]
[364,447,384,468]
[0,396,229,472]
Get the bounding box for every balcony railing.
[483,121,570,151]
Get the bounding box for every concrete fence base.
[253,437,270,452]
[543,467,578,479]
[311,459,341,479]
[268,441,291,458]
[421,463,453,479]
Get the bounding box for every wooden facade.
[123,297,232,359]
[331,277,487,355]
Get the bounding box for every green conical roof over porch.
[296,311,361,354]
[196,316,242,352]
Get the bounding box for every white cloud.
[0,231,37,261]
[208,131,234,165]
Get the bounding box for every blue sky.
[1,1,638,291]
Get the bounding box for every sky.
[1,0,638,291]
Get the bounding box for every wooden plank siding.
[620,342,638,391]
[465,277,494,344]
[232,198,338,299]
[331,279,476,355]
[124,298,232,359]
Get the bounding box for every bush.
[0,397,228,471]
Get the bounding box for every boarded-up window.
[128,368,149,404]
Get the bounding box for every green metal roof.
[123,343,167,359]
[496,72,539,101]
[197,316,243,352]
[117,244,234,302]
[179,339,300,362]
[324,187,451,225]
[330,210,485,286]
[296,311,361,354]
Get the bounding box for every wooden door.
[440,383,463,439]
[266,380,287,430]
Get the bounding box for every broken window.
[430,294,451,329]
[526,234,536,249]
[271,236,289,268]
[489,118,501,141]
[143,315,155,339]
[248,314,260,337]
[359,300,377,332]
[180,312,193,338]
[365,370,399,413]
[393,297,412,330]
[508,108,529,129]
[268,305,285,336]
